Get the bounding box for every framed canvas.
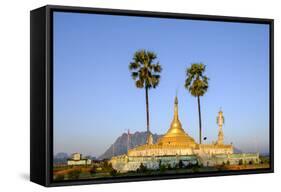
[30,5,274,187]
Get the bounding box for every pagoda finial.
[174,95,179,119]
[175,88,178,104]
[175,95,178,105]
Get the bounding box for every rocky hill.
[98,131,162,160]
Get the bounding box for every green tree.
[167,164,172,170]
[129,49,162,143]
[90,166,97,175]
[238,159,243,165]
[178,160,184,169]
[110,169,117,176]
[159,164,166,173]
[137,163,148,173]
[184,63,209,144]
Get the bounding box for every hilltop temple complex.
[110,96,260,172]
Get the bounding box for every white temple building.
[67,153,92,166]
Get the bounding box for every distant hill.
[54,152,69,159]
[98,131,162,160]
[53,152,69,164]
[233,147,243,154]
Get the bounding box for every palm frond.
[131,72,139,80]
[135,79,144,88]
[129,49,162,89]
[184,63,209,97]
[151,75,160,88]
[129,62,140,71]
[152,62,162,73]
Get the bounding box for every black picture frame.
[30,4,274,187]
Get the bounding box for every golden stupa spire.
[169,95,183,134]
[157,95,196,146]
[174,95,179,120]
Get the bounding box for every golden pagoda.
[157,96,196,147]
[110,96,242,172]
[126,96,198,157]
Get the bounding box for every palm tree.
[184,63,209,144]
[129,49,162,144]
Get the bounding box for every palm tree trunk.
[145,87,150,143]
[197,96,202,144]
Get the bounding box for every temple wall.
[195,144,233,156]
[128,147,195,156]
[110,155,198,172]
[200,153,260,166]
[127,144,233,157]
[110,152,260,172]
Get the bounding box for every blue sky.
[53,12,270,157]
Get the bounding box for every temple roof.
[157,96,197,146]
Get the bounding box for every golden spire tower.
[157,96,196,146]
